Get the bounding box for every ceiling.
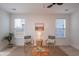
[0,3,79,14]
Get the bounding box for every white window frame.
[55,19,66,38]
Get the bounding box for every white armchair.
[24,36,31,43]
[24,36,34,46]
[46,36,56,48]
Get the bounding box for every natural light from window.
[14,19,25,32]
[56,19,66,38]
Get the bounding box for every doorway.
[14,18,25,46]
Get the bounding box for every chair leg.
[24,44,26,55]
[47,44,49,48]
[53,44,55,48]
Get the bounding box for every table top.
[32,47,49,56]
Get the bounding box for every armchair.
[46,36,56,48]
[24,36,34,53]
[24,36,33,48]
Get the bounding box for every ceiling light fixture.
[65,9,69,11]
[12,8,16,10]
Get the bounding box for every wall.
[10,14,70,46]
[0,10,10,50]
[70,11,79,49]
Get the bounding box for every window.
[55,19,66,38]
[14,19,25,32]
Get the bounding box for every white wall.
[70,11,79,49]
[10,14,70,46]
[0,10,10,50]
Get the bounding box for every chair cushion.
[25,39,31,43]
[47,39,55,43]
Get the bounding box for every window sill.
[55,37,66,39]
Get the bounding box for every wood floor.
[8,46,67,56]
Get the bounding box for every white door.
[14,18,25,46]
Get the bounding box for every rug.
[8,46,68,56]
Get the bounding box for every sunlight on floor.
[0,47,16,56]
[59,46,79,56]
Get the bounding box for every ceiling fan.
[47,3,63,8]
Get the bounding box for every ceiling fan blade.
[57,3,63,5]
[47,3,63,8]
[47,3,53,8]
